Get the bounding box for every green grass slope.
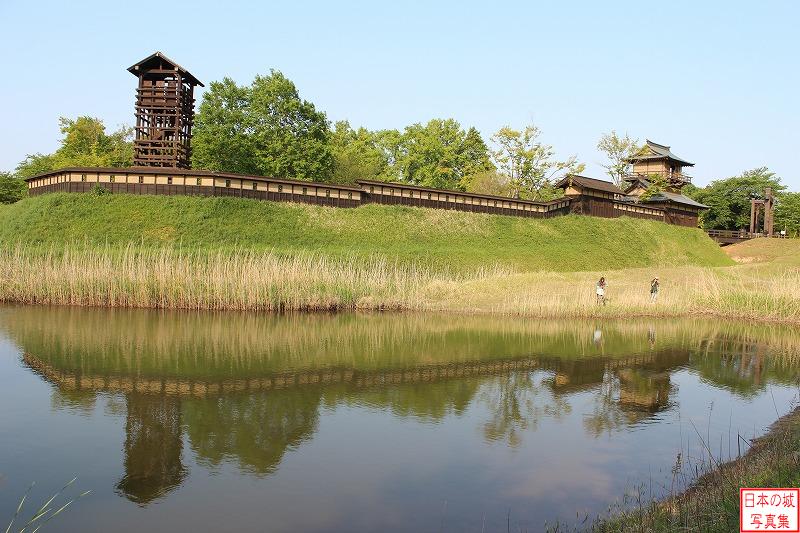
[0,193,732,272]
[725,238,800,265]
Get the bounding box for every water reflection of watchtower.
[616,368,671,411]
[116,394,187,505]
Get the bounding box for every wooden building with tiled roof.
[624,140,693,193]
[639,191,708,227]
[555,174,667,222]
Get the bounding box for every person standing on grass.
[650,277,660,303]
[596,277,607,305]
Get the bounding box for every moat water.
[1,305,798,532]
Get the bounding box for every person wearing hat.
[650,277,660,303]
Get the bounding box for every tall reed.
[0,243,797,323]
[0,243,504,312]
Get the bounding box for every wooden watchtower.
[128,52,203,168]
[623,140,694,195]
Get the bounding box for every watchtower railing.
[625,171,693,184]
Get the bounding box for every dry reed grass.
[0,242,797,323]
[438,261,800,323]
[0,244,504,311]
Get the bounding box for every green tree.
[639,173,670,200]
[693,168,785,230]
[54,116,133,168]
[372,129,404,182]
[397,119,492,190]
[329,121,389,184]
[597,131,641,187]
[190,78,256,175]
[775,192,800,236]
[0,171,27,203]
[491,124,583,200]
[681,182,701,199]
[193,71,334,182]
[15,153,57,179]
[459,127,494,180]
[461,170,511,196]
[15,117,133,178]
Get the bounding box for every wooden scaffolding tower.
[750,187,775,236]
[128,52,203,169]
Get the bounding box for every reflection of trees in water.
[478,372,571,447]
[182,388,321,475]
[691,341,774,398]
[21,312,800,510]
[115,394,187,505]
[350,379,479,421]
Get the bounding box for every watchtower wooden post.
[128,52,203,169]
[764,187,775,236]
[749,188,775,236]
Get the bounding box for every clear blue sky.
[1,0,798,190]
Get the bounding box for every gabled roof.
[555,174,624,195]
[641,191,708,209]
[623,177,651,194]
[128,51,204,87]
[626,140,694,167]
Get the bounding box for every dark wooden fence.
[704,229,789,245]
[363,192,572,218]
[28,181,360,208]
[27,175,702,228]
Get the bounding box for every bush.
[0,172,26,204]
[90,184,111,196]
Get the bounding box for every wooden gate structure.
[750,187,776,236]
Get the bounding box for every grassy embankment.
[0,192,797,321]
[585,406,800,533]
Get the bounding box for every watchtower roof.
[127,51,204,87]
[626,140,693,167]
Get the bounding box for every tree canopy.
[692,167,786,230]
[597,131,641,187]
[15,117,133,179]
[192,71,334,182]
[328,119,494,190]
[0,172,26,204]
[491,125,583,200]
[396,119,493,190]
[329,121,390,184]
[775,192,800,236]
